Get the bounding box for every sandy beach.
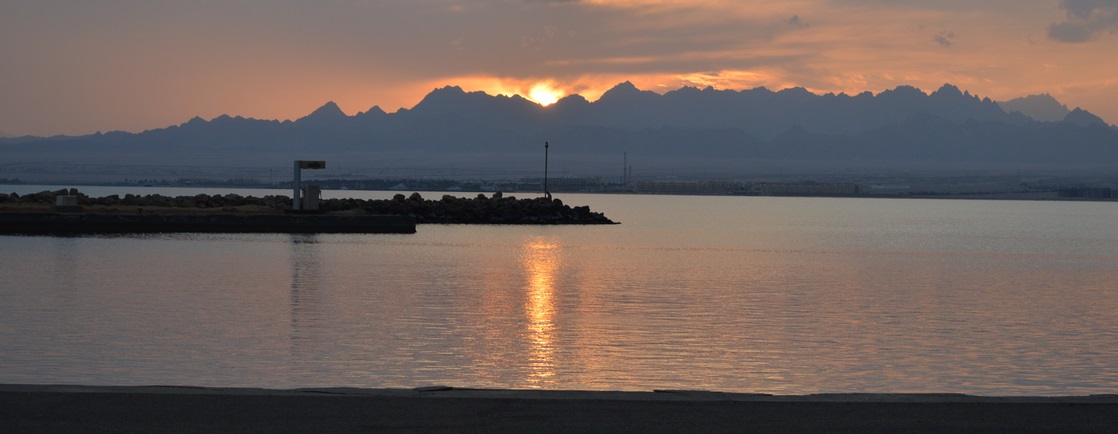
[3,384,1117,433]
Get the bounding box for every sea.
[2,185,1116,396]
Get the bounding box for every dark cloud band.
[1049,0,1118,42]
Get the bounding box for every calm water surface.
[2,185,1117,395]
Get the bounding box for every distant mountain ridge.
[3,82,1118,180]
[401,82,1050,139]
[997,94,1071,123]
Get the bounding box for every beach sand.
[3,384,1117,433]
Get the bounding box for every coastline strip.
[3,384,1117,433]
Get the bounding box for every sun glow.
[441,77,580,106]
[528,83,563,106]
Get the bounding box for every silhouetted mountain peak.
[887,85,923,96]
[777,87,812,96]
[552,93,590,111]
[435,85,465,94]
[1063,107,1106,126]
[598,81,652,102]
[671,85,703,96]
[998,94,1071,122]
[419,85,471,102]
[300,101,348,122]
[612,80,639,92]
[183,116,206,126]
[556,94,588,105]
[411,85,502,114]
[359,105,387,116]
[933,83,963,97]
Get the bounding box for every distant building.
[628,180,863,196]
[631,180,747,195]
[750,182,863,196]
[517,177,605,192]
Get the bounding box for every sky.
[2,0,1118,137]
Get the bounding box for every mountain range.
[2,82,1117,181]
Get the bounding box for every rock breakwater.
[1,190,617,225]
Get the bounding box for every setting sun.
[528,83,563,106]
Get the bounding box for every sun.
[528,83,563,106]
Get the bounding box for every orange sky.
[2,0,1118,136]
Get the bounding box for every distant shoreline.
[3,182,1115,203]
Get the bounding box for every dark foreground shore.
[3,385,1117,433]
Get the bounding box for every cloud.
[788,15,809,28]
[934,31,956,47]
[1049,0,1118,42]
[1063,0,1115,18]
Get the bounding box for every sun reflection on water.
[520,237,562,387]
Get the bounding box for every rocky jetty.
[361,192,615,224]
[1,190,617,225]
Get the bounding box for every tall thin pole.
[293,161,302,210]
[544,141,550,200]
[622,152,628,186]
